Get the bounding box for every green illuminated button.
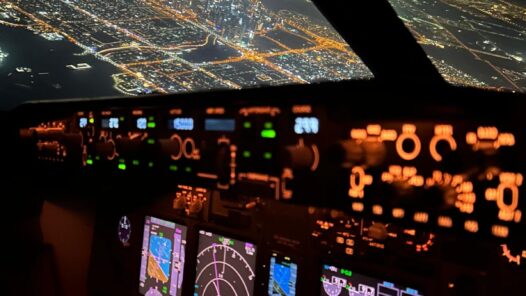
[261,129,276,139]
[132,160,140,166]
[243,121,252,129]
[147,122,156,129]
[86,159,93,165]
[264,122,273,129]
[169,165,178,172]
[118,163,126,171]
[263,152,273,160]
[243,151,251,158]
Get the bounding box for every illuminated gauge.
[195,232,257,296]
[400,229,435,253]
[500,243,526,266]
[362,221,397,250]
[118,216,131,247]
[322,281,342,296]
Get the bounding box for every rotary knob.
[95,139,117,160]
[160,134,183,160]
[367,223,389,241]
[284,144,319,171]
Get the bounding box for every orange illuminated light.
[497,133,515,147]
[292,105,312,114]
[430,125,457,162]
[350,129,367,140]
[392,208,405,219]
[352,202,364,212]
[207,107,225,115]
[414,212,429,223]
[349,166,373,199]
[515,210,522,223]
[367,124,382,136]
[396,124,421,161]
[485,188,498,201]
[372,205,383,215]
[501,244,521,266]
[438,216,453,228]
[380,129,397,141]
[464,220,479,233]
[169,109,183,115]
[477,126,498,140]
[491,225,509,238]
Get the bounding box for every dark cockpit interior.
[1,0,525,295]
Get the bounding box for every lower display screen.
[139,216,187,296]
[268,252,298,296]
[194,230,257,296]
[320,264,422,296]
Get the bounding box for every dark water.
[0,26,123,111]
[181,37,241,63]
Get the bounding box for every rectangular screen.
[320,264,422,296]
[268,252,298,296]
[139,216,187,296]
[0,0,372,111]
[195,230,257,296]
[205,119,236,132]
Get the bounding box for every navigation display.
[0,0,372,110]
[268,252,298,296]
[195,230,257,296]
[321,264,422,296]
[139,216,187,296]
[388,0,526,93]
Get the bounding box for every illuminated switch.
[464,220,479,233]
[491,225,509,238]
[372,205,383,215]
[438,216,453,228]
[345,248,354,255]
[352,202,364,212]
[346,239,354,246]
[414,212,429,223]
[392,208,405,219]
[336,237,344,244]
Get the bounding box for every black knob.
[160,135,182,160]
[285,145,316,169]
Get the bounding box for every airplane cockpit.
[1,0,525,295]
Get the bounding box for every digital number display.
[101,117,119,129]
[136,118,147,130]
[205,119,236,132]
[171,118,194,131]
[294,117,319,135]
[79,117,88,128]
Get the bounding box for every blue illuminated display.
[205,119,236,132]
[294,117,319,135]
[101,117,119,129]
[268,254,297,296]
[79,118,88,128]
[137,118,147,130]
[172,118,194,131]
